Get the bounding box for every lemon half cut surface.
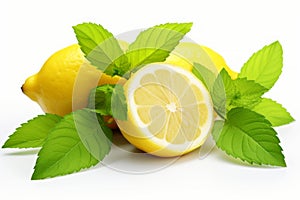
[116,63,214,157]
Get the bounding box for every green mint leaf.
[111,84,128,120]
[212,107,286,167]
[2,114,62,149]
[73,109,113,162]
[252,98,294,127]
[230,77,267,109]
[88,84,114,116]
[211,120,225,141]
[88,84,127,120]
[192,62,216,92]
[73,23,128,75]
[212,69,267,117]
[126,22,192,71]
[211,69,234,118]
[239,41,283,90]
[32,109,112,180]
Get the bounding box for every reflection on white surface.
[102,132,181,174]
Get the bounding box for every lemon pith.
[116,63,214,157]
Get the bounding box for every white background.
[0,0,299,199]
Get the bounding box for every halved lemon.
[116,63,214,157]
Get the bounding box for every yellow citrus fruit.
[116,63,214,157]
[22,44,125,127]
[165,42,238,79]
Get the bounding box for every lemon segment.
[116,63,214,157]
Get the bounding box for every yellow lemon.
[22,44,125,125]
[165,42,238,79]
[116,63,214,157]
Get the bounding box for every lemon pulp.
[117,63,214,157]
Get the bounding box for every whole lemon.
[22,44,125,128]
[165,42,238,79]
